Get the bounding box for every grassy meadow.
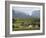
[12,17,40,31]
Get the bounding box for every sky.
[12,7,40,16]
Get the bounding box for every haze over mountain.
[12,10,30,18]
[31,10,40,18]
[12,9,40,18]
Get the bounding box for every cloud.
[12,7,40,16]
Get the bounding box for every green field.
[12,17,40,31]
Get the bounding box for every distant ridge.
[12,9,40,18]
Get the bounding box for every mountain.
[31,10,40,18]
[12,9,30,18]
[12,9,40,18]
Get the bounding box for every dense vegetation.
[12,17,40,31]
